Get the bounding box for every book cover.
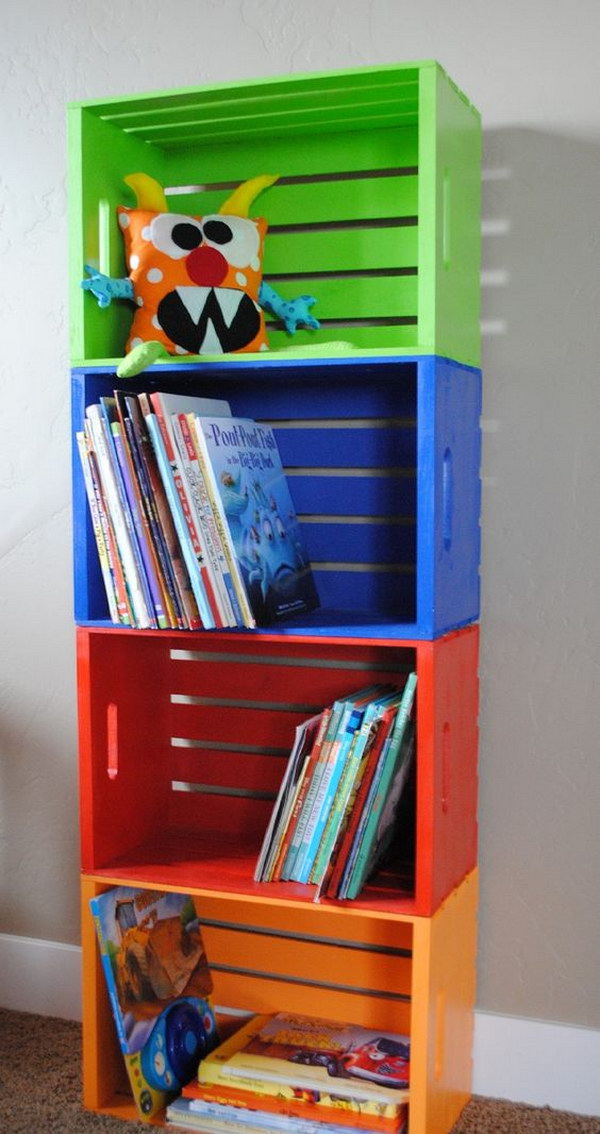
[291,685,386,885]
[89,886,217,1120]
[346,721,416,901]
[192,416,319,627]
[314,688,407,902]
[325,699,403,901]
[344,675,417,900]
[205,1012,409,1107]
[181,1079,405,1130]
[169,1092,407,1134]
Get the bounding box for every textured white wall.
[1,0,599,1029]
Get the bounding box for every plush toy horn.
[124,172,168,212]
[219,173,279,217]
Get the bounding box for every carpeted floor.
[0,1008,598,1133]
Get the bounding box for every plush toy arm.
[259,281,320,334]
[81,265,134,308]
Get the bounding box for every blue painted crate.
[72,354,481,639]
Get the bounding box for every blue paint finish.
[72,354,481,639]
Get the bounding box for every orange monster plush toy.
[82,172,320,376]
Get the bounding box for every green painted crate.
[68,61,481,368]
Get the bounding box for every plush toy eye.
[172,222,203,250]
[202,220,233,245]
[275,516,286,538]
[263,518,274,541]
[149,213,204,259]
[202,214,261,269]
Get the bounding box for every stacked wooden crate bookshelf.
[69,61,481,1133]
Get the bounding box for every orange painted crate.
[81,870,477,1134]
[77,623,478,918]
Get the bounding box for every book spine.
[85,405,152,628]
[89,900,128,1053]
[182,412,244,628]
[111,421,168,629]
[121,410,181,629]
[183,1082,404,1129]
[189,416,254,629]
[145,412,214,629]
[76,431,120,624]
[311,728,364,890]
[87,442,133,626]
[290,705,346,883]
[278,707,332,881]
[135,393,198,630]
[171,411,230,628]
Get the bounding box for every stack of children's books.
[167,1010,409,1133]
[77,389,319,630]
[254,674,417,901]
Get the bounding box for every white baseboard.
[473,1008,600,1118]
[0,932,82,1022]
[1,934,598,1118]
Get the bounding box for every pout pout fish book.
[189,415,320,626]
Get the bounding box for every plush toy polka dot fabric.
[117,206,270,356]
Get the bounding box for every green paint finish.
[68,60,480,366]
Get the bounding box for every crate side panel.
[70,109,168,363]
[78,631,173,869]
[409,871,477,1134]
[432,360,481,632]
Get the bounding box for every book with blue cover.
[190,416,319,627]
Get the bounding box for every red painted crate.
[77,623,478,917]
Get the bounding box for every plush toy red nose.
[186,244,228,287]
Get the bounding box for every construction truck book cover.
[90,886,217,1120]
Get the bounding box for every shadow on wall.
[477,127,600,1027]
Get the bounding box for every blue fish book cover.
[191,416,320,626]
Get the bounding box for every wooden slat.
[265,323,419,351]
[276,423,416,468]
[168,652,408,701]
[164,125,419,189]
[171,749,286,794]
[171,789,273,837]
[202,923,412,997]
[263,224,418,275]
[313,568,416,614]
[208,970,412,1034]
[287,473,416,517]
[264,274,417,322]
[301,521,415,566]
[171,702,307,748]
[170,174,418,227]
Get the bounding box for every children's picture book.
[167,1091,407,1133]
[190,416,319,626]
[180,1078,405,1131]
[338,674,417,901]
[199,1012,409,1108]
[90,886,217,1121]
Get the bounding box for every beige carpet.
[0,1008,598,1133]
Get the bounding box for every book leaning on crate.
[77,390,319,630]
[89,886,219,1122]
[167,1010,409,1133]
[254,674,417,901]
